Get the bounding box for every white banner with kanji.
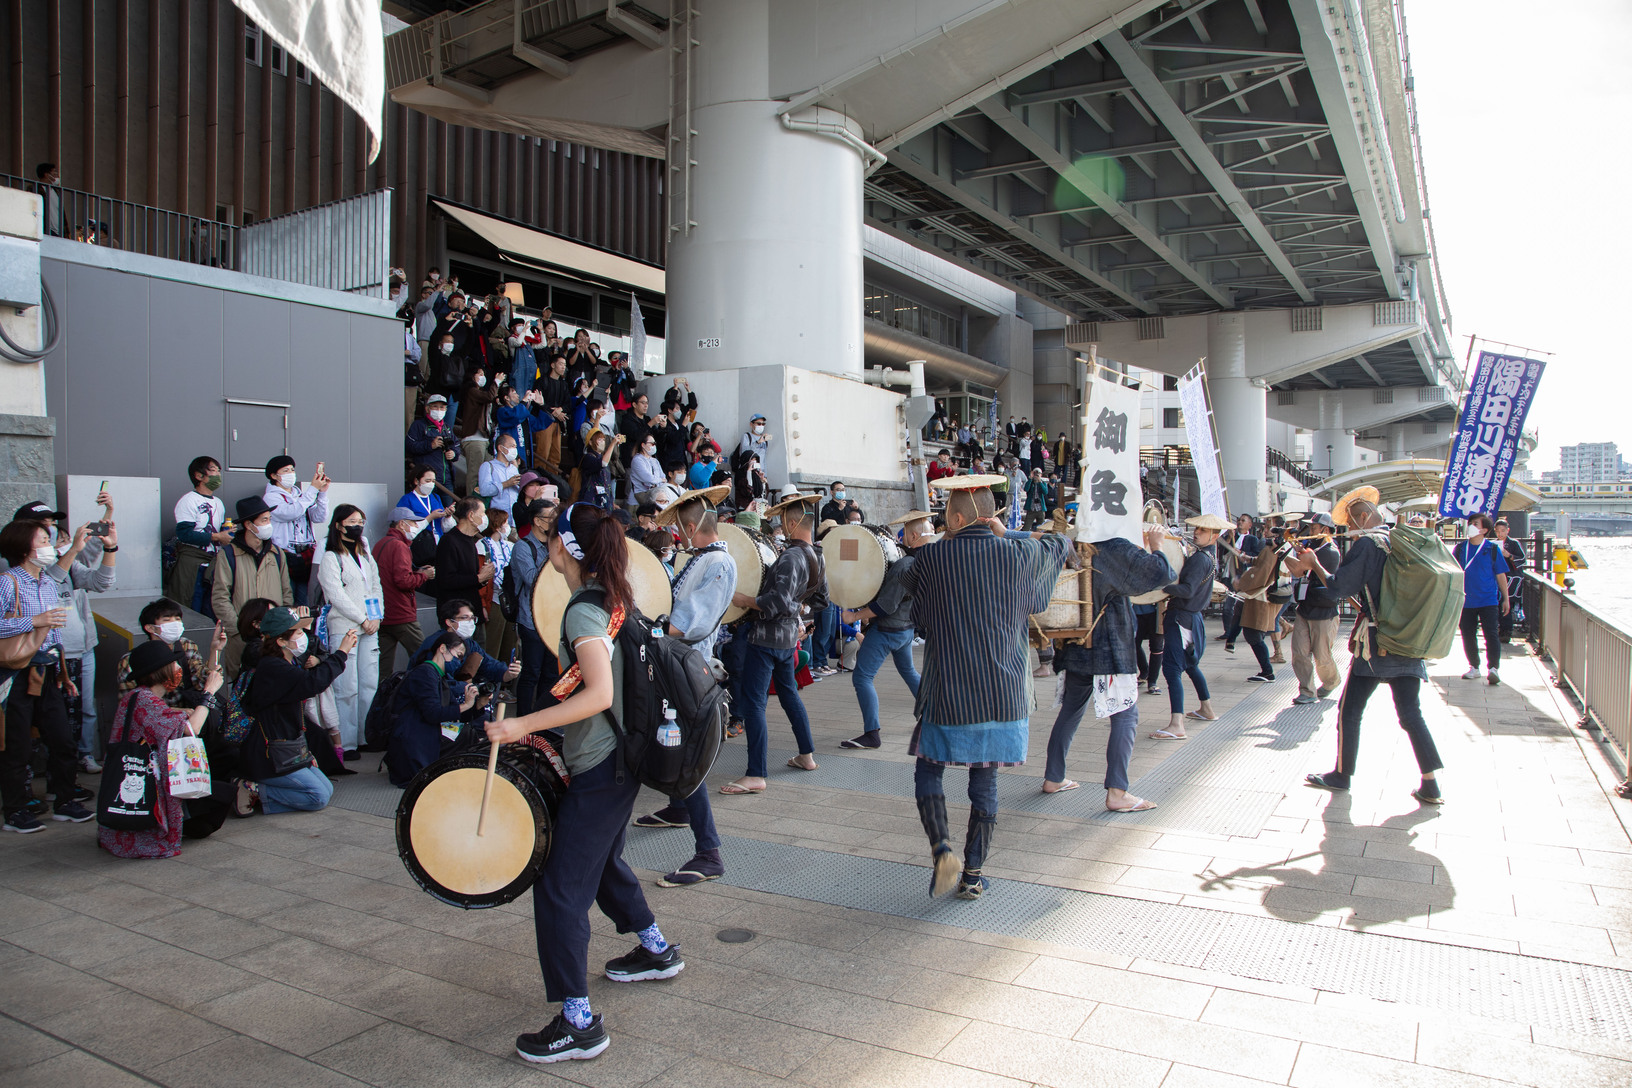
[1177,361,1229,519]
[1077,372,1142,544]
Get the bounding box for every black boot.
[958,810,997,899]
[915,794,960,897]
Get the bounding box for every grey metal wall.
[39,251,403,523]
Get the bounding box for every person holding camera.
[261,456,329,607]
[242,608,354,814]
[433,500,498,643]
[413,599,521,688]
[386,631,486,787]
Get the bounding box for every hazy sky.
[1405,0,1632,474]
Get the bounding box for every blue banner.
[1438,350,1546,519]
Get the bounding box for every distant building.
[1559,442,1621,484]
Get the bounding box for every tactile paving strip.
[329,770,403,818]
[620,831,1632,1042]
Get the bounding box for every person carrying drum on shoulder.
[1300,488,1446,806]
[837,510,934,750]
[905,475,1070,900]
[485,503,683,1065]
[1282,512,1343,705]
[1151,514,1229,741]
[1043,522,1176,810]
[719,493,825,794]
[631,485,734,887]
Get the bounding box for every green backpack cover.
[1368,525,1464,660]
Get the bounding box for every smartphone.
[87,522,109,538]
[315,461,325,477]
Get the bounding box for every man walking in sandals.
[1151,514,1229,740]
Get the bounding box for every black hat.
[128,639,183,679]
[236,495,272,522]
[264,454,296,478]
[13,500,66,522]
[635,502,659,518]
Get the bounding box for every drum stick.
[476,704,505,837]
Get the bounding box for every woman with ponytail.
[485,502,682,1064]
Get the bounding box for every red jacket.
[375,526,430,625]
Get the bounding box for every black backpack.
[499,536,544,624]
[364,668,411,750]
[561,587,727,798]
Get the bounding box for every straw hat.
[766,491,822,517]
[653,484,731,527]
[1331,485,1382,528]
[888,509,934,526]
[929,473,1007,491]
[1185,513,1233,531]
[817,519,839,536]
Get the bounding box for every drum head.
[531,542,674,653]
[717,523,778,623]
[396,749,558,909]
[824,524,900,609]
[1130,537,1186,605]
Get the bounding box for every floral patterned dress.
[97,688,191,859]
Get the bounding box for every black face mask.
[342,525,364,540]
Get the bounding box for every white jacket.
[318,546,383,633]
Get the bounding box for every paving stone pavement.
[5,620,1632,1087]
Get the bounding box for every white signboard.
[1176,361,1228,519]
[1076,373,1142,544]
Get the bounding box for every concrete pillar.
[1312,392,1356,475]
[1386,423,1410,461]
[1206,314,1267,514]
[665,0,865,378]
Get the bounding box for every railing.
[1523,569,1630,773]
[1266,446,1324,489]
[864,285,962,350]
[4,173,239,268]
[239,190,394,298]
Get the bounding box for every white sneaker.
[79,754,102,774]
[1488,671,1500,686]
[1461,668,1480,680]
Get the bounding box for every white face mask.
[454,619,476,640]
[440,343,454,355]
[1467,529,1483,542]
[157,620,185,644]
[32,545,58,567]
[753,424,765,434]
[279,471,297,489]
[428,409,446,422]
[403,521,425,540]
[246,521,268,541]
[475,375,487,387]
[499,446,515,462]
[417,480,436,496]
[643,445,655,456]
[660,550,674,564]
[290,632,309,656]
[476,514,490,533]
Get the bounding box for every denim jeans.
[1162,612,1211,714]
[671,785,721,852]
[1242,626,1274,677]
[516,622,550,715]
[812,605,838,667]
[853,626,920,734]
[913,758,997,812]
[1044,672,1140,790]
[740,643,815,778]
[258,765,334,814]
[72,653,99,758]
[1335,673,1443,778]
[1460,605,1500,670]
[719,630,748,721]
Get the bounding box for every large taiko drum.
[1130,535,1188,605]
[532,541,673,654]
[710,523,780,623]
[822,523,904,609]
[396,741,568,909]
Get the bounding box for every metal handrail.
[1266,446,1323,489]
[1522,569,1631,773]
[2,173,239,268]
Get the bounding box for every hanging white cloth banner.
[630,292,648,379]
[230,0,386,163]
[1177,360,1229,519]
[1076,370,1143,545]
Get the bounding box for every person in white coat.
[317,504,383,757]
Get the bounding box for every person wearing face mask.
[414,600,520,688]
[730,447,770,511]
[481,510,520,663]
[171,456,233,615]
[317,505,384,757]
[605,351,638,412]
[374,508,437,676]
[478,433,526,516]
[577,430,623,514]
[737,412,771,473]
[819,482,863,527]
[0,515,114,832]
[493,383,533,468]
[407,395,462,495]
[211,497,295,679]
[628,432,665,504]
[242,608,355,813]
[618,393,656,471]
[100,640,225,858]
[456,366,500,487]
[506,318,544,393]
[115,598,223,706]
[1453,512,1511,686]
[261,456,330,607]
[688,448,720,491]
[837,513,937,750]
[426,330,468,424]
[649,403,689,477]
[509,498,560,714]
[386,631,485,787]
[398,464,453,546]
[432,499,498,643]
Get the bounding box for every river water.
[1551,535,1632,631]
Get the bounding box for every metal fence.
[864,285,962,349]
[3,174,238,268]
[239,189,394,298]
[1523,570,1631,771]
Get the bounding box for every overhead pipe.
[863,319,1006,385]
[778,108,887,177]
[865,360,931,512]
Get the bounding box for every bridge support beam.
[1312,392,1356,476]
[1206,314,1268,516]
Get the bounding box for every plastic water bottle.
[653,704,684,783]
[658,705,682,748]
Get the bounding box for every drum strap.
[550,599,626,700]
[670,540,727,601]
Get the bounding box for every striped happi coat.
[905,524,1070,763]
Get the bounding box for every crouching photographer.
[386,631,494,786]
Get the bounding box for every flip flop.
[1185,711,1218,721]
[718,782,764,795]
[1149,730,1187,740]
[1107,798,1157,812]
[786,757,819,771]
[1041,780,1080,794]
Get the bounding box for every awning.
[433,200,666,296]
[1312,459,1542,512]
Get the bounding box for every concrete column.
[1312,392,1356,475]
[1386,423,1410,461]
[1206,314,1267,514]
[665,0,865,378]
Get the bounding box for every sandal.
[1107,797,1157,812]
[1041,779,1080,794]
[1149,729,1187,741]
[718,781,765,795]
[786,756,819,771]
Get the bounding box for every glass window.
[1163,375,1179,391]
[1163,407,1182,429]
[245,23,262,66]
[599,295,632,333]
[550,286,593,322]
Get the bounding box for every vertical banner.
[1076,370,1142,544]
[1176,359,1229,519]
[1439,350,1546,518]
[629,292,648,379]
[987,396,999,460]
